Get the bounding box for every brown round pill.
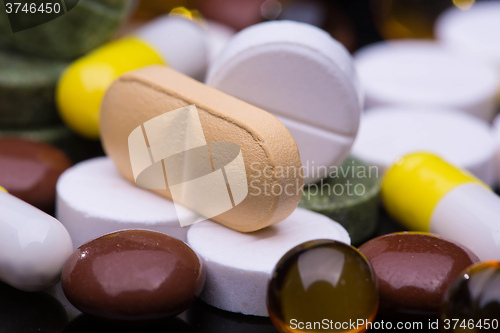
[0,137,71,211]
[358,232,479,317]
[62,230,205,321]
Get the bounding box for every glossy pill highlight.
[267,239,378,333]
[62,230,205,321]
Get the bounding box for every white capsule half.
[0,191,73,291]
[431,183,500,261]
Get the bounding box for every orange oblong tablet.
[100,66,303,232]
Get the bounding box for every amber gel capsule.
[441,261,500,332]
[267,239,378,333]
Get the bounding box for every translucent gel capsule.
[267,239,378,333]
[441,261,500,332]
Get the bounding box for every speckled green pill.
[299,157,380,245]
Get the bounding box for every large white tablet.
[206,20,362,184]
[351,106,496,186]
[187,207,350,316]
[354,40,499,121]
[56,157,193,249]
[436,2,500,78]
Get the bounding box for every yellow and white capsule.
[56,15,208,139]
[382,152,500,261]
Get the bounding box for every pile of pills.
[1,1,500,332]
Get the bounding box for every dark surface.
[61,230,205,321]
[0,283,68,333]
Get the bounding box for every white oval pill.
[351,106,496,186]
[0,191,73,291]
[354,40,499,121]
[56,157,194,249]
[187,207,350,316]
[436,2,500,77]
[206,20,362,184]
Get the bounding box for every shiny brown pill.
[61,230,205,321]
[0,137,71,211]
[358,232,479,317]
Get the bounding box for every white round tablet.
[56,157,194,249]
[206,20,362,184]
[351,106,496,186]
[204,20,236,66]
[187,207,350,316]
[354,40,499,121]
[436,2,500,76]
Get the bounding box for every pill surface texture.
[0,191,73,291]
[359,232,479,317]
[352,107,496,186]
[62,230,205,321]
[267,239,378,333]
[56,157,193,249]
[101,65,303,232]
[0,137,72,211]
[206,20,362,184]
[187,207,350,316]
[441,261,500,331]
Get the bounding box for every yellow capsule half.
[381,152,488,231]
[56,37,165,139]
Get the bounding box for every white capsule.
[0,191,73,291]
